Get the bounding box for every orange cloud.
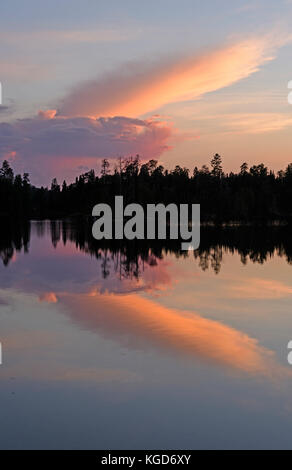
[3,150,17,160]
[60,37,276,118]
[38,109,57,120]
[39,292,58,303]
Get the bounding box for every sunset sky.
[1,0,292,185]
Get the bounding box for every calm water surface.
[1,221,292,449]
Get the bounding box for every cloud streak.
[0,28,140,45]
[59,36,277,118]
[188,112,292,135]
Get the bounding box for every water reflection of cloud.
[60,291,280,377]
[1,230,292,381]
[0,362,141,384]
[229,278,292,299]
[0,239,174,297]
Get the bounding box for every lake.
[1,220,292,449]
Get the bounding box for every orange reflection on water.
[61,291,277,376]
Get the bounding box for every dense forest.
[1,154,292,222]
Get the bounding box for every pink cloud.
[0,113,173,185]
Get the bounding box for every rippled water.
[1,220,292,449]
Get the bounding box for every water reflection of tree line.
[0,218,30,266]
[1,220,292,276]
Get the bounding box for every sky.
[1,0,292,185]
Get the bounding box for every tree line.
[1,154,292,222]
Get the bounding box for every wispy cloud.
[0,28,140,45]
[189,112,292,135]
[234,1,262,13]
[224,113,292,134]
[0,61,50,80]
[59,36,280,118]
